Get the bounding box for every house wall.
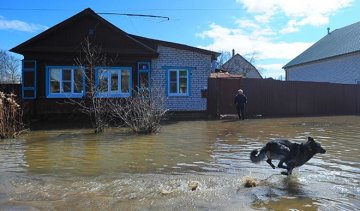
[151,45,212,111]
[246,70,262,78]
[286,52,360,84]
[22,53,149,115]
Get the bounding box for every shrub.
[0,92,24,139]
[107,86,168,134]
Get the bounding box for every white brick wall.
[151,45,212,111]
[286,52,360,84]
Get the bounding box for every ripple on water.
[0,116,360,210]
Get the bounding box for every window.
[46,66,84,98]
[96,67,132,97]
[167,68,190,96]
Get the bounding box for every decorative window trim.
[22,60,37,99]
[95,66,132,98]
[165,67,193,97]
[45,66,85,98]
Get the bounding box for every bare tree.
[242,51,260,77]
[216,51,231,69]
[0,50,21,84]
[0,51,5,82]
[67,38,168,134]
[67,38,114,133]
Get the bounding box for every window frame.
[166,67,191,97]
[95,66,132,98]
[46,66,85,98]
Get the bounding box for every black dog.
[250,137,326,175]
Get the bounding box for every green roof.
[283,21,360,69]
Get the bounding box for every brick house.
[283,21,360,84]
[10,8,219,115]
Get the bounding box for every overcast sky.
[1,0,359,79]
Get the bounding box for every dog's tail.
[250,148,266,163]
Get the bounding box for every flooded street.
[0,116,359,210]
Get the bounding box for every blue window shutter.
[22,60,37,99]
[165,69,169,96]
[45,66,49,97]
[188,70,191,96]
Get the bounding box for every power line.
[97,12,169,21]
[0,8,67,11]
[0,8,171,21]
[0,8,239,12]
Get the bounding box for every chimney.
[232,49,235,57]
[327,27,330,34]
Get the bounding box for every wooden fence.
[208,77,360,118]
[0,84,21,98]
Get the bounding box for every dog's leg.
[281,171,289,175]
[281,167,294,175]
[266,159,276,169]
[287,167,293,175]
[281,162,294,176]
[277,160,287,169]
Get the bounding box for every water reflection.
[281,176,304,195]
[0,116,360,210]
[252,196,319,211]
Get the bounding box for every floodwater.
[0,116,359,210]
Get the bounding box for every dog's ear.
[307,137,315,143]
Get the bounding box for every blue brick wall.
[151,46,212,111]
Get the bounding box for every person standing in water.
[234,89,247,120]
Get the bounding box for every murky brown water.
[0,116,359,210]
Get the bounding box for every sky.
[1,0,360,79]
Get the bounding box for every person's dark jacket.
[234,93,247,106]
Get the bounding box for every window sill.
[168,94,189,97]
[96,93,131,98]
[46,93,85,98]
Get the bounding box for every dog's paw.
[281,171,289,175]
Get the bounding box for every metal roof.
[283,21,360,69]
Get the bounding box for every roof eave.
[283,50,360,70]
[129,34,220,60]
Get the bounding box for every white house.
[283,21,360,84]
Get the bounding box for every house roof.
[10,8,158,56]
[11,8,219,60]
[283,21,360,69]
[221,54,262,78]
